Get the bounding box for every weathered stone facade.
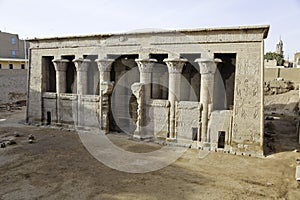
[26,25,269,156]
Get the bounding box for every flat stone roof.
[27,25,270,42]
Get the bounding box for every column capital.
[195,58,222,75]
[163,58,187,74]
[52,58,69,71]
[73,58,91,72]
[96,59,114,72]
[135,58,157,73]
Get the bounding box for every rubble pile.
[264,78,294,95]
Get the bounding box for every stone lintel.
[52,58,69,71]
[163,58,188,74]
[95,59,114,72]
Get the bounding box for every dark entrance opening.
[107,54,139,133]
[46,111,51,125]
[192,127,198,141]
[83,55,98,95]
[62,55,76,94]
[218,131,225,148]
[149,53,168,100]
[214,53,236,110]
[42,56,56,92]
[180,53,201,101]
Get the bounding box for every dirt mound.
[264,90,299,116]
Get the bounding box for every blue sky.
[1,0,299,59]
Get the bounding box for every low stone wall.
[0,69,28,104]
[265,68,300,84]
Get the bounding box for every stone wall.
[0,69,27,104]
[176,101,200,141]
[265,68,300,84]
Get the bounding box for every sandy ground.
[1,94,300,199]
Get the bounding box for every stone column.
[52,58,69,125]
[96,59,114,133]
[135,58,157,99]
[72,58,91,127]
[52,59,69,93]
[164,58,187,139]
[73,58,91,95]
[132,58,157,138]
[195,58,221,144]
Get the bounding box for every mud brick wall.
[0,69,27,104]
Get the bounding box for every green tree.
[264,52,284,66]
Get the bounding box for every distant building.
[294,52,300,68]
[276,37,283,55]
[0,31,29,104]
[0,31,28,69]
[264,37,285,68]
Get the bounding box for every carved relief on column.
[95,59,114,83]
[135,58,157,100]
[100,81,114,134]
[163,58,187,140]
[164,58,187,74]
[131,82,145,138]
[96,59,114,133]
[73,58,91,72]
[135,58,157,74]
[52,58,69,94]
[195,58,221,147]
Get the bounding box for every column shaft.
[195,58,221,144]
[52,59,69,94]
[96,59,114,133]
[52,58,69,125]
[134,58,157,138]
[135,58,157,100]
[164,58,187,139]
[73,58,91,95]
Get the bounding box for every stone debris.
[28,134,35,140]
[265,116,280,120]
[7,139,16,145]
[14,131,20,137]
[28,134,35,144]
[264,79,294,95]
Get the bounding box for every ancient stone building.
[26,25,269,155]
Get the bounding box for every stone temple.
[26,25,269,156]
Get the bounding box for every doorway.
[218,131,225,148]
[46,111,51,125]
[214,53,236,110]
